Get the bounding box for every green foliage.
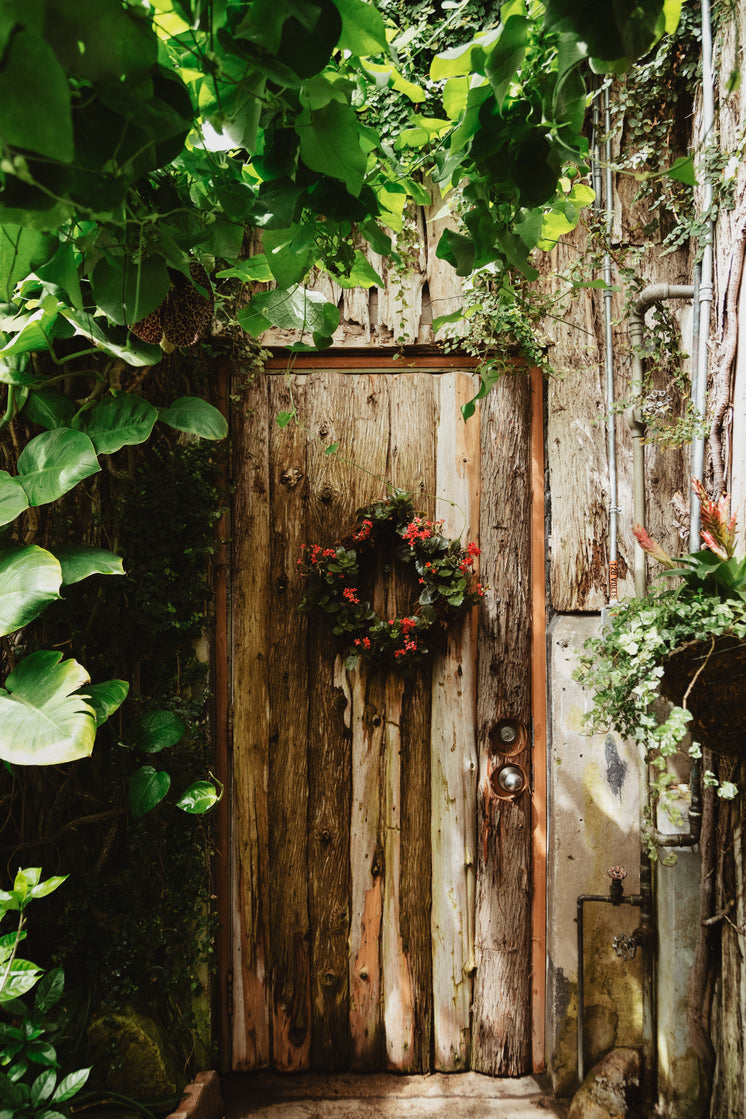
[576,493,746,858]
[0,872,91,1119]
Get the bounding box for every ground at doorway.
[222,1072,570,1119]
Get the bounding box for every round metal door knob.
[497,764,526,795]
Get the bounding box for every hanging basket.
[659,634,746,756]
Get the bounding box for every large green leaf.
[0,226,55,303]
[333,0,389,55]
[296,101,367,196]
[22,389,76,430]
[16,429,101,506]
[59,308,162,367]
[128,766,171,817]
[158,397,228,440]
[46,0,158,82]
[485,15,528,108]
[126,709,186,754]
[72,392,158,454]
[0,470,28,526]
[0,651,96,765]
[243,286,334,334]
[76,680,129,728]
[0,32,73,161]
[52,545,125,585]
[91,257,171,327]
[0,546,61,636]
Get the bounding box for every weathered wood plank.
[381,674,416,1069]
[304,372,389,1070]
[348,667,385,1069]
[231,368,272,1068]
[471,371,533,1076]
[430,373,480,1071]
[267,376,312,1071]
[387,373,437,1071]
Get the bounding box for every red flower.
[343,587,360,604]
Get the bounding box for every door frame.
[213,352,547,1073]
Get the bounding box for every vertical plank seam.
[530,366,548,1073]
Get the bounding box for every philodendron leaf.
[53,545,125,585]
[0,470,28,526]
[158,397,228,440]
[126,709,186,753]
[0,651,96,766]
[0,545,61,636]
[76,680,129,727]
[22,389,76,430]
[16,429,101,507]
[176,780,222,814]
[59,307,162,367]
[72,392,158,454]
[128,766,171,817]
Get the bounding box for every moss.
[87,1005,185,1099]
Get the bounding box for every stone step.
[222,1072,569,1119]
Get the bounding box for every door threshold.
[222,1071,568,1117]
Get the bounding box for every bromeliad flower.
[632,524,678,568]
[693,478,737,559]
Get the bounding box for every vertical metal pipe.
[691,0,716,541]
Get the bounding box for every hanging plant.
[575,480,745,853]
[298,489,484,671]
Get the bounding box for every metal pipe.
[603,84,619,601]
[690,0,716,542]
[627,285,695,596]
[577,885,642,1085]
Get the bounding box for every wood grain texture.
[471,372,533,1076]
[231,369,272,1068]
[430,373,480,1071]
[390,374,437,1072]
[348,667,385,1069]
[381,674,416,1069]
[267,376,312,1071]
[304,373,390,1070]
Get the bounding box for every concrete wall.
[547,614,643,1096]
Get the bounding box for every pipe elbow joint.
[625,404,646,436]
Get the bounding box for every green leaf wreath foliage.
[298,489,484,670]
[575,482,744,855]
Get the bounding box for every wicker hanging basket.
[659,634,746,756]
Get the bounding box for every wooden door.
[228,362,543,1076]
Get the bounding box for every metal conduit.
[691,0,716,543]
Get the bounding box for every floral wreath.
[297,489,484,671]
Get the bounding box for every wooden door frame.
[213,354,547,1073]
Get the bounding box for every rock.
[167,1071,224,1119]
[567,1048,641,1119]
[87,1004,185,1099]
[584,1004,619,1067]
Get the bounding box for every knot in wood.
[319,482,337,504]
[276,575,288,593]
[280,467,303,489]
[322,969,338,988]
[319,827,333,844]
